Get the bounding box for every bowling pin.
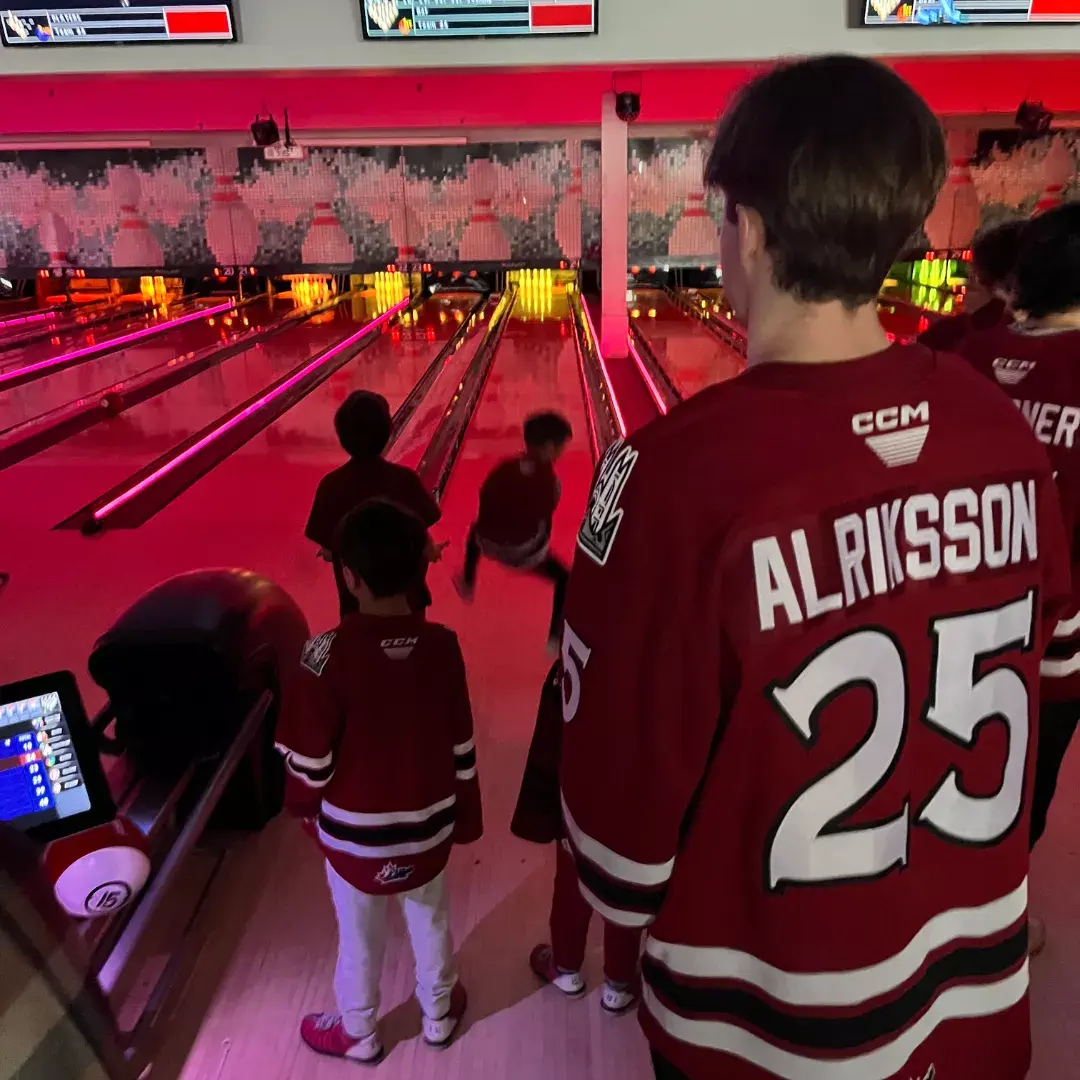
[669,143,719,260]
[38,208,71,269]
[924,130,980,252]
[109,165,163,269]
[458,158,511,263]
[302,163,353,266]
[205,146,260,267]
[556,139,584,262]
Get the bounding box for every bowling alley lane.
[437,283,595,650]
[0,295,280,437]
[0,296,200,372]
[629,286,744,398]
[145,291,483,537]
[0,296,386,529]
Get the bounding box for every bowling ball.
[44,817,150,919]
[100,392,124,417]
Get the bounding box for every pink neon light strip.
[0,300,235,389]
[0,309,57,329]
[92,298,410,523]
[627,336,669,416]
[579,298,627,437]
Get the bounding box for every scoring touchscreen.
[0,693,91,830]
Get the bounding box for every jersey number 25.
[767,592,1034,891]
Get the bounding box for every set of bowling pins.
[288,274,336,311]
[371,271,409,319]
[508,268,556,321]
[139,275,169,306]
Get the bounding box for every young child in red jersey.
[512,662,642,1013]
[276,500,482,1064]
[959,202,1080,954]
[306,390,444,618]
[454,411,573,649]
[919,219,1025,352]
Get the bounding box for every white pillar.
[600,92,629,359]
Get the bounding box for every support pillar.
[600,91,629,359]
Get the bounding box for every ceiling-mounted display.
[1,2,238,45]
[361,0,598,39]
[850,0,1079,24]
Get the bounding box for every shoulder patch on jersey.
[992,357,1036,386]
[301,631,337,676]
[577,439,639,566]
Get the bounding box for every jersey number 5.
[767,592,1035,891]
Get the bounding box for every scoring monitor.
[1,2,238,46]
[850,0,1080,24]
[361,0,598,38]
[0,672,114,841]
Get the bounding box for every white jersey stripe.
[1040,652,1080,677]
[579,883,655,929]
[322,793,456,828]
[1053,610,1080,637]
[453,738,475,756]
[644,877,1026,1008]
[455,766,478,781]
[318,822,455,860]
[643,962,1028,1080]
[274,744,333,771]
[562,793,675,888]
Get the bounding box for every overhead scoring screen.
[1,2,237,45]
[851,0,1080,24]
[361,1,598,38]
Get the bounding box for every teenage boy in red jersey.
[306,390,444,618]
[276,500,482,1064]
[511,662,642,1014]
[959,202,1080,953]
[920,220,1025,352]
[454,411,572,649]
[558,56,1071,1080]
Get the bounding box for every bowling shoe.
[422,981,468,1049]
[299,1013,384,1065]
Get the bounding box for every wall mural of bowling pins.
[0,131,1075,275]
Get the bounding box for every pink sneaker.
[300,1013,384,1065]
[423,982,468,1048]
[530,943,586,998]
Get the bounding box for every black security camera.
[615,92,641,123]
[250,114,281,148]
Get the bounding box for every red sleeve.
[559,437,722,928]
[918,314,969,353]
[274,631,343,821]
[305,479,336,550]
[446,634,483,844]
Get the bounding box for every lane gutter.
[567,287,620,464]
[664,285,748,361]
[628,322,681,413]
[57,295,420,534]
[416,285,519,503]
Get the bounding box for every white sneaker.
[423,982,467,1048]
[530,944,586,997]
[600,982,638,1015]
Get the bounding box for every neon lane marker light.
[0,300,235,389]
[579,298,627,437]
[91,298,410,524]
[627,335,669,416]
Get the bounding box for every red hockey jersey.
[559,344,1071,1080]
[960,323,1080,702]
[275,613,482,895]
[918,297,1010,353]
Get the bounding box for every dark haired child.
[920,219,1026,351]
[959,202,1080,956]
[276,499,482,1064]
[306,390,444,618]
[454,411,573,649]
[512,662,641,1013]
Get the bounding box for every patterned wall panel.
[628,137,724,269]
[0,149,214,274]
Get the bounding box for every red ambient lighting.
[90,298,410,524]
[0,300,235,392]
